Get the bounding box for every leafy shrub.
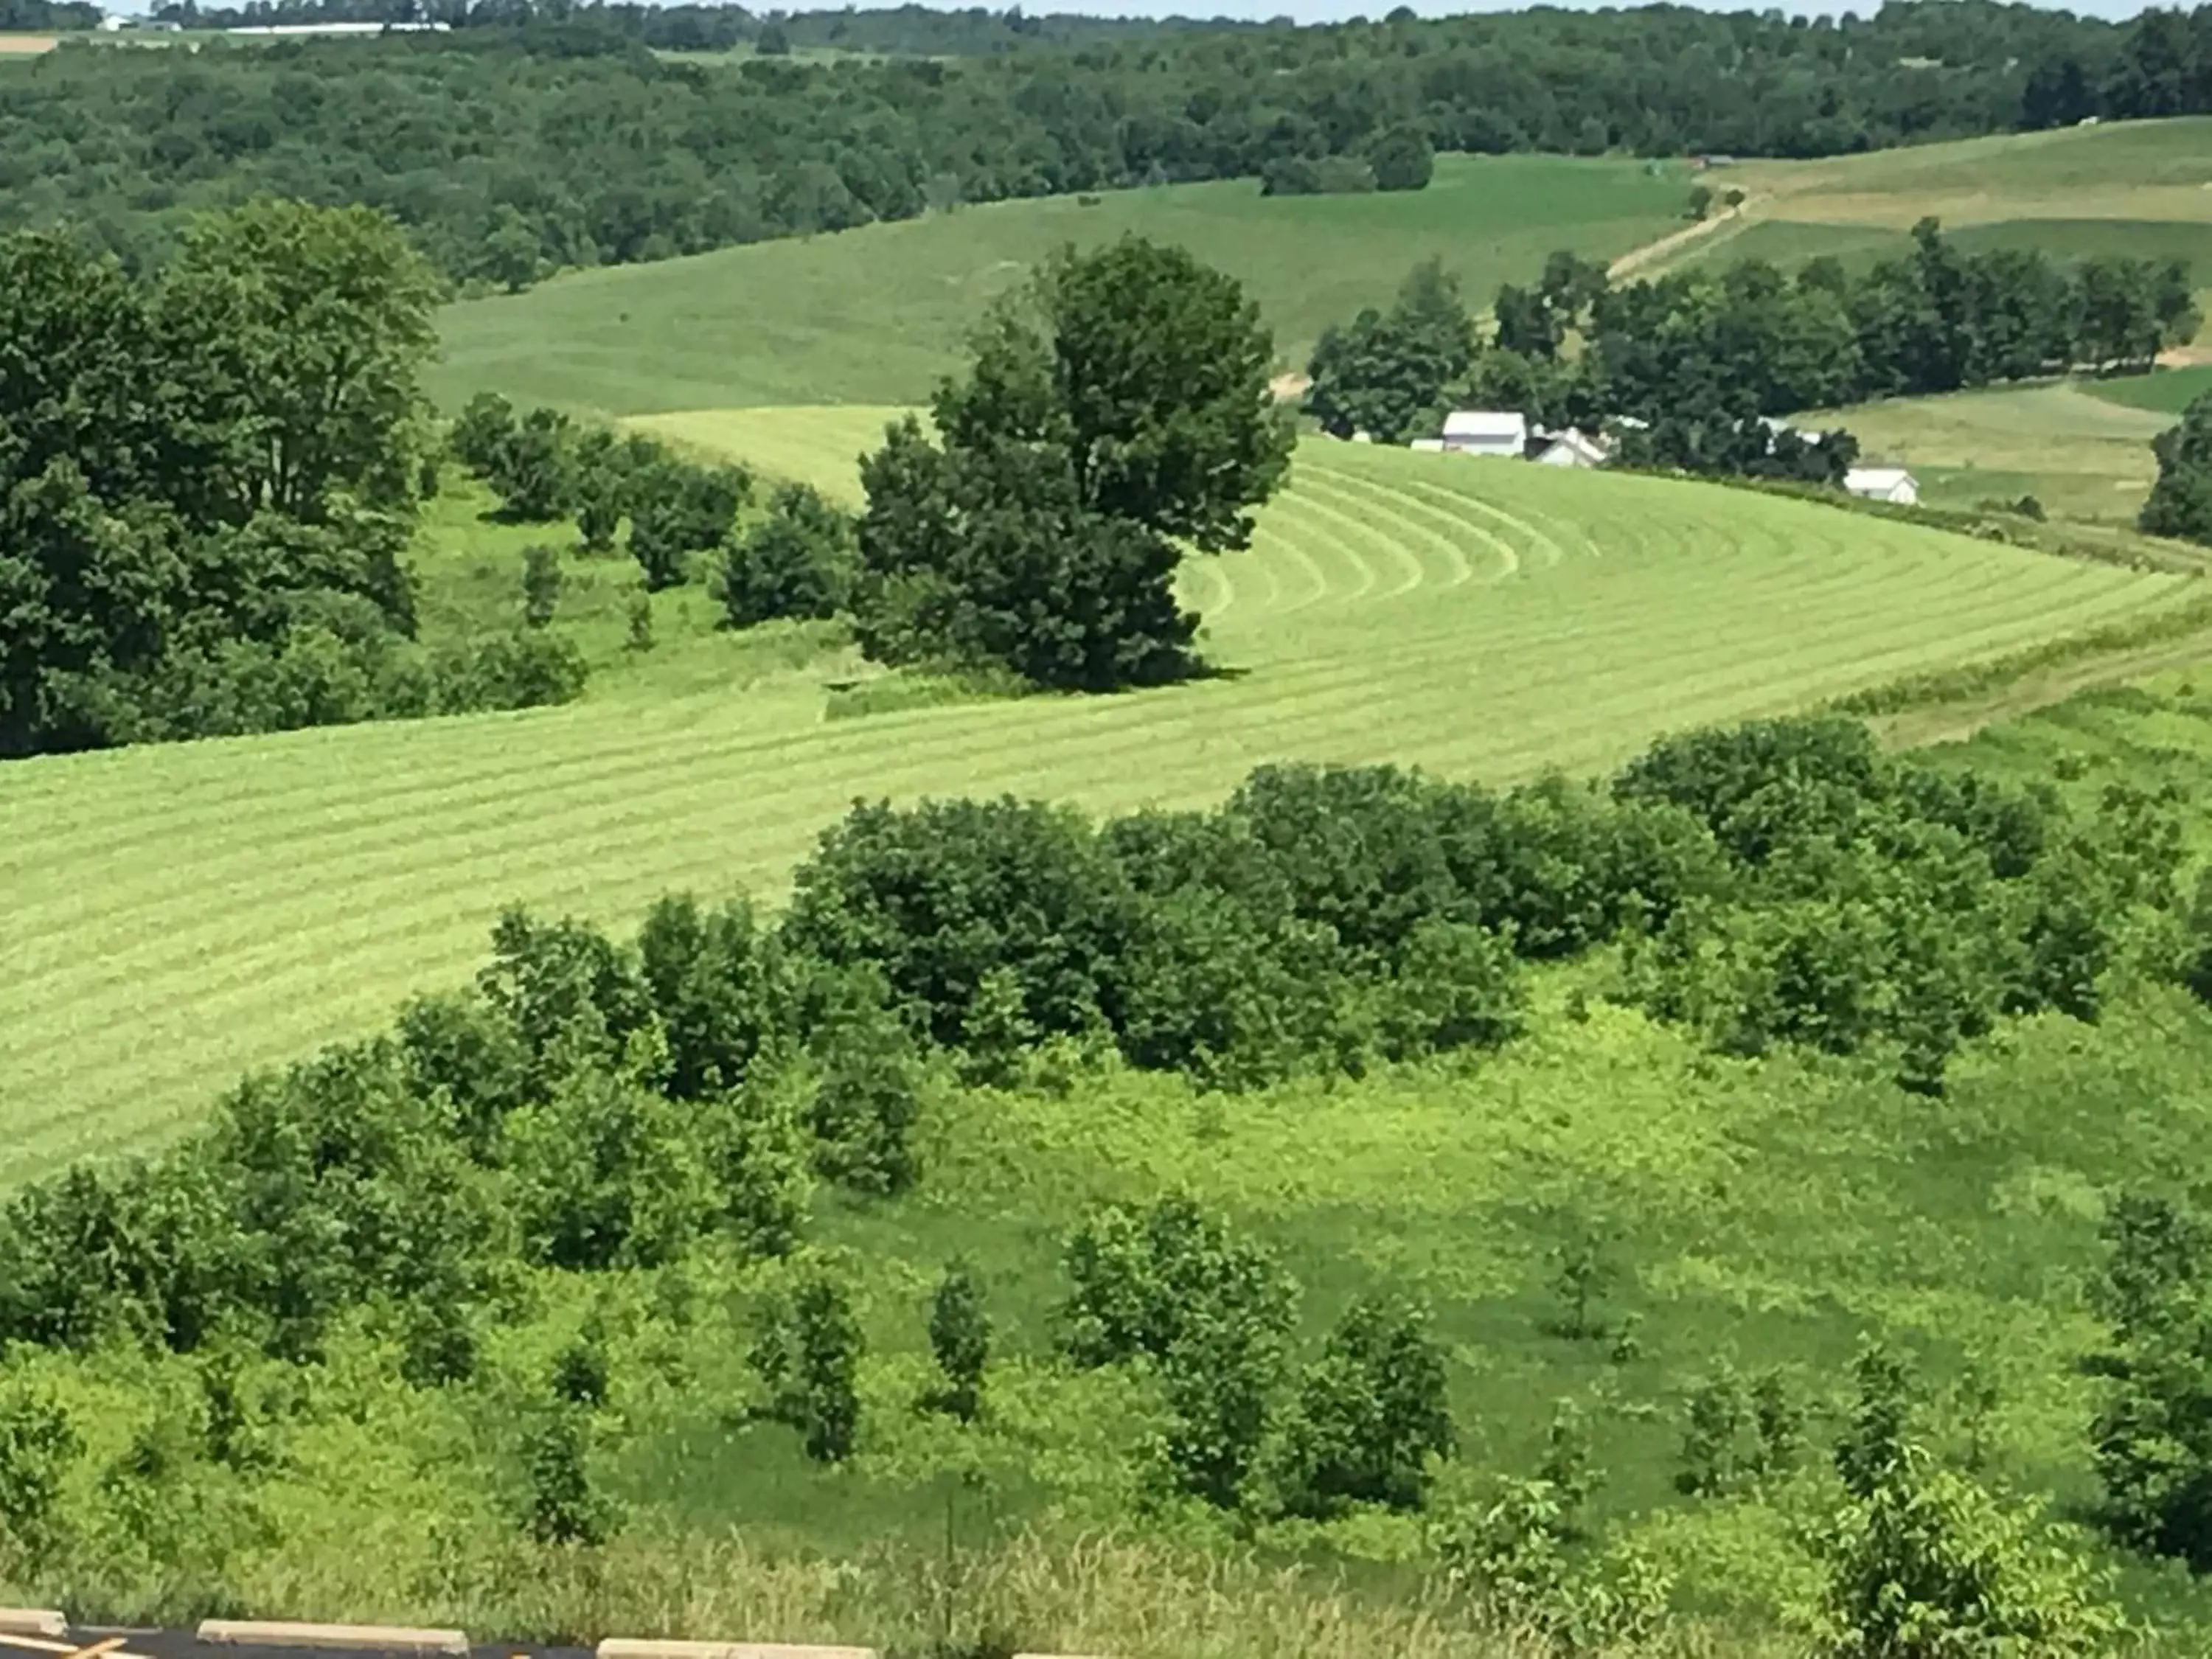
[787,796,1138,1048]
[751,1265,863,1464]
[1060,1197,1296,1505]
[448,391,517,474]
[1270,1293,1453,1517]
[486,406,575,522]
[927,1261,991,1423]
[0,1374,77,1566]
[505,1068,715,1271]
[636,894,790,1101]
[802,966,924,1197]
[720,482,856,627]
[631,459,753,591]
[2088,1190,2212,1566]
[524,1402,618,1545]
[1434,1401,1670,1649]
[521,543,563,627]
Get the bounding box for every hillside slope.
[0,441,2192,1182]
[431,155,1690,414]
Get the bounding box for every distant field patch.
[633,406,900,504]
[2088,364,2212,415]
[0,438,2193,1182]
[1807,382,2174,523]
[1732,117,2212,229]
[434,153,1693,414]
[0,32,57,52]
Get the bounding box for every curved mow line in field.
[1275,484,1431,602]
[1297,470,1503,594]
[1410,479,1575,569]
[1327,471,1524,585]
[20,517,2132,950]
[1376,470,1565,575]
[0,508,2190,1163]
[1257,501,1382,608]
[2,527,2119,985]
[1256,516,1336,614]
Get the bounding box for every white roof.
[1441,410,1528,441]
[1845,467,1916,490]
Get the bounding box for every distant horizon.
[105,0,2166,24]
[987,0,2156,18]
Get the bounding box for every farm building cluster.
[1382,408,1919,506]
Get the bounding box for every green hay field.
[431,154,1694,415]
[2088,362,2212,415]
[0,433,2195,1186]
[1728,116,2212,237]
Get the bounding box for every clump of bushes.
[448,392,759,594]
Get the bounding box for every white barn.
[1843,467,1920,506]
[1440,411,1528,459]
[1533,428,1610,469]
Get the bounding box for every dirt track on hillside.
[0,33,58,51]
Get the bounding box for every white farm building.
[1843,467,1920,506]
[1439,411,1528,459]
[1532,428,1610,469]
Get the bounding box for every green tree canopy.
[855,236,1290,690]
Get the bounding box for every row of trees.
[1306,228,2198,465]
[0,205,585,759]
[10,4,2212,285]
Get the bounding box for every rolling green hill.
[0,434,2194,1185]
[1677,123,2212,364]
[431,154,1694,415]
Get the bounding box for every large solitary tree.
[854,236,1291,691]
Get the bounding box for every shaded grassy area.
[2089,362,2212,415]
[433,154,1695,415]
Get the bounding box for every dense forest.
[5,1,2212,285]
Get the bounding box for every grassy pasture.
[432,155,1694,415]
[0,435,2194,1184]
[2088,362,2212,414]
[1806,382,2176,523]
[1731,117,2212,234]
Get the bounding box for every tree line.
[1305,226,2199,484]
[8,2,2212,288]
[0,709,2204,1649]
[0,204,589,760]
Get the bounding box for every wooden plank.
[195,1626,468,1656]
[0,1619,66,1643]
[596,1644,877,1659]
